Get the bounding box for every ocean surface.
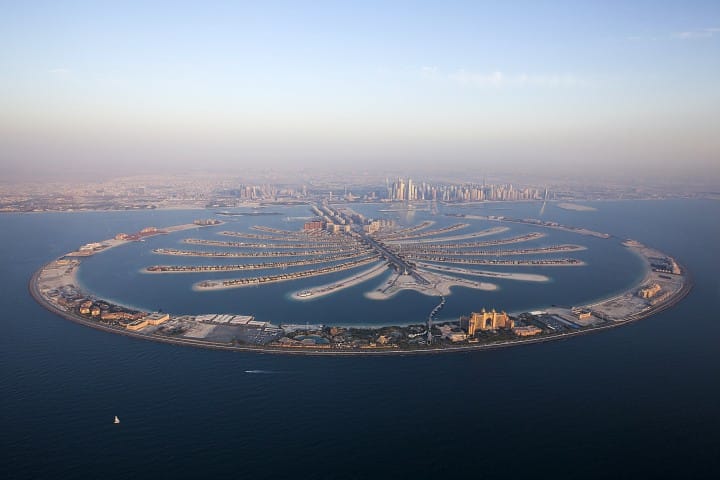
[2,199,720,479]
[75,203,643,326]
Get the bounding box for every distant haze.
[1,1,719,183]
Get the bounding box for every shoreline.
[290,262,389,301]
[364,270,498,300]
[415,263,550,282]
[28,218,693,356]
[143,251,372,274]
[29,264,692,356]
[386,226,509,244]
[402,244,586,256]
[191,256,380,291]
[5,197,713,216]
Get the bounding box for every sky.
[1,0,719,182]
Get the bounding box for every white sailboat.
[114,415,120,424]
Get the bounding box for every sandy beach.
[365,269,497,300]
[415,262,550,282]
[192,256,380,291]
[290,262,389,301]
[387,226,509,244]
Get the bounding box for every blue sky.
[1,1,719,181]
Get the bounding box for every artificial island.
[30,204,691,355]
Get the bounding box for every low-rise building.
[126,319,148,331]
[193,219,221,226]
[447,332,468,342]
[326,223,343,234]
[100,311,135,321]
[363,220,381,234]
[144,312,170,325]
[572,308,593,320]
[303,220,325,231]
[638,283,661,299]
[513,325,542,337]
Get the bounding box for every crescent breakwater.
[30,214,691,355]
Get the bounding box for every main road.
[355,229,429,285]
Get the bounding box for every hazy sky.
[1,1,719,181]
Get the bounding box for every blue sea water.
[73,204,643,326]
[2,200,720,479]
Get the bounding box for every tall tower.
[397,178,406,201]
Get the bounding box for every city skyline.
[1,1,719,182]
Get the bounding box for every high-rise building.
[462,308,513,335]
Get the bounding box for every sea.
[2,199,719,479]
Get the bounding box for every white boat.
[114,416,120,424]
